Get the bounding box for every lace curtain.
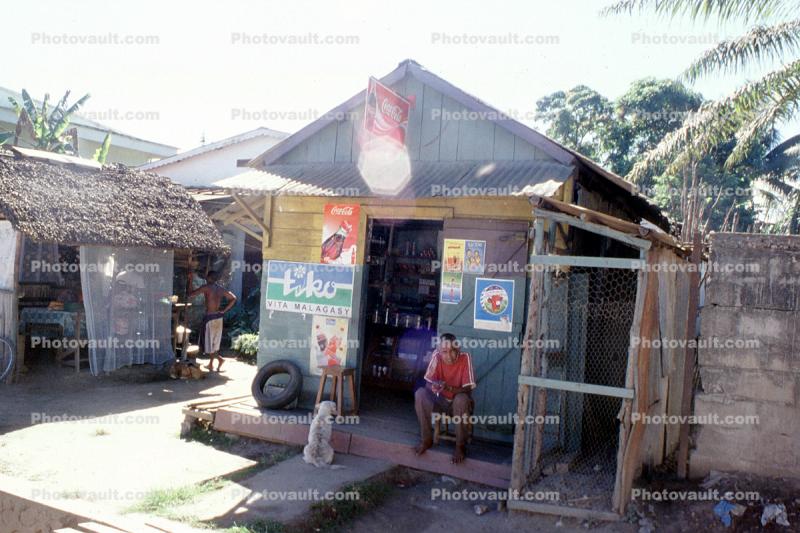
[79,246,174,375]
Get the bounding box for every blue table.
[19,307,88,371]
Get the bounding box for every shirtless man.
[187,271,237,371]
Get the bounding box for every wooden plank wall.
[614,245,692,512]
[277,73,556,165]
[263,195,534,264]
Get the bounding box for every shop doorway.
[361,218,442,416]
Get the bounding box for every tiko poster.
[321,204,360,265]
[310,315,349,375]
[474,278,514,332]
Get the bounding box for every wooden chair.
[314,365,358,415]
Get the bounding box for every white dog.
[303,401,337,467]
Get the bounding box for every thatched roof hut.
[0,147,228,253]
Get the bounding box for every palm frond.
[726,61,800,166]
[628,98,737,180]
[683,20,800,82]
[761,173,798,195]
[628,60,800,180]
[766,132,800,159]
[601,0,792,23]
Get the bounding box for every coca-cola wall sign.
[265,261,355,318]
[321,203,360,265]
[363,77,411,145]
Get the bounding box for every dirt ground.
[346,469,635,533]
[2,355,798,532]
[0,355,293,516]
[346,468,800,533]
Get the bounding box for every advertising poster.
[310,315,349,375]
[440,271,463,304]
[474,278,514,332]
[321,204,360,265]
[363,77,411,145]
[265,261,355,317]
[443,239,465,272]
[464,240,486,274]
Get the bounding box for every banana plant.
[2,89,90,154]
[93,132,112,164]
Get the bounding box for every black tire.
[251,359,303,409]
[0,336,14,382]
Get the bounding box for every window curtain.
[18,235,64,285]
[79,246,174,375]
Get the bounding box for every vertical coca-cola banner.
[363,77,411,145]
[321,203,361,265]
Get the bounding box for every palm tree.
[603,0,800,233]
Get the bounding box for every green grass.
[221,519,286,533]
[186,425,239,449]
[125,478,227,515]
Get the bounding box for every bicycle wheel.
[0,336,15,382]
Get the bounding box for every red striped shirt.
[424,350,476,400]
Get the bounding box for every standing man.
[414,333,476,463]
[188,271,237,372]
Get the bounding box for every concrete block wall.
[690,233,800,478]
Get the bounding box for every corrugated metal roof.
[139,127,288,170]
[214,160,573,199]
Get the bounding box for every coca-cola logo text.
[330,206,355,216]
[380,98,404,122]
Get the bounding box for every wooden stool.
[314,365,358,415]
[433,399,474,444]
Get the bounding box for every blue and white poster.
[265,261,355,317]
[474,278,514,332]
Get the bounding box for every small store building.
[214,60,697,516]
[0,146,229,379]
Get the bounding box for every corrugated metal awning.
[213,160,574,199]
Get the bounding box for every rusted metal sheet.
[214,160,573,199]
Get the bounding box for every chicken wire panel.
[522,266,638,513]
[543,267,637,389]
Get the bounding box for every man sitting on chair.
[414,333,476,464]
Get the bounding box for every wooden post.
[510,219,545,491]
[528,266,551,477]
[616,248,660,511]
[263,194,273,248]
[676,231,702,478]
[612,248,647,513]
